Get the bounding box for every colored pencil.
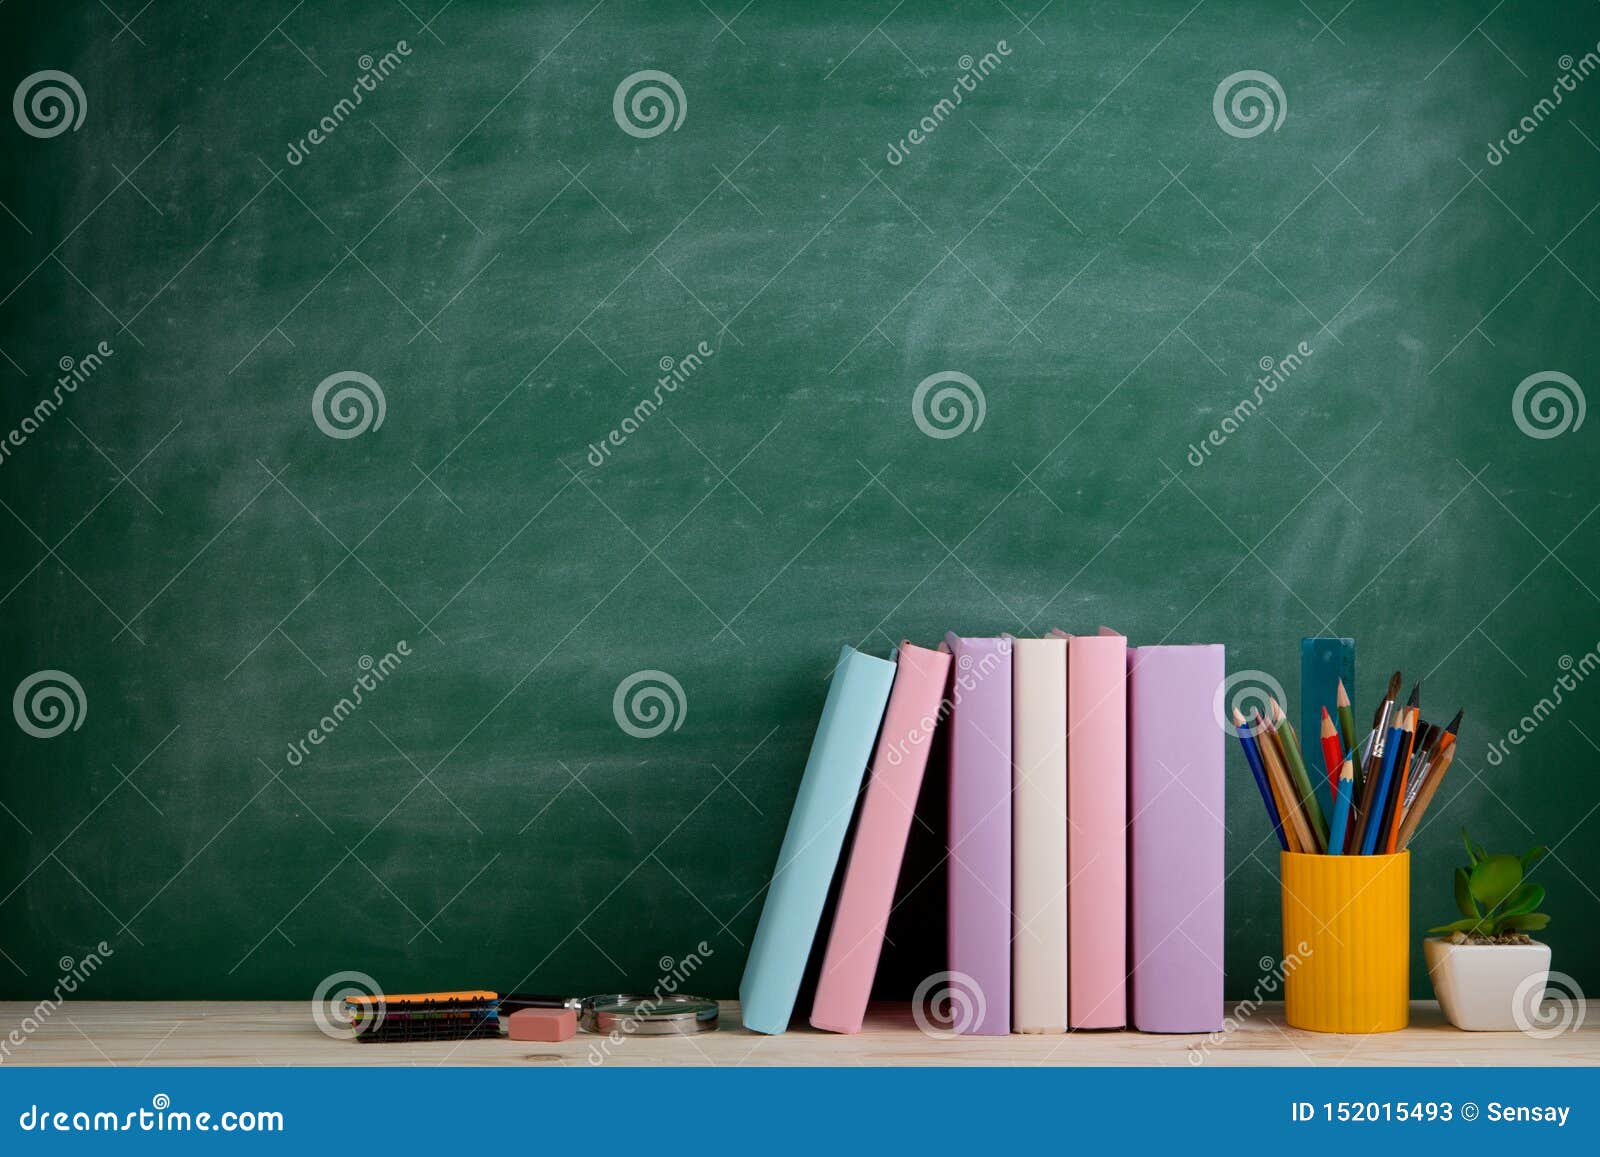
[1319,707,1343,798]
[1335,679,1359,785]
[1381,687,1420,853]
[1235,708,1287,851]
[1327,755,1354,855]
[1397,737,1456,850]
[1270,697,1327,851]
[1253,709,1301,854]
[1255,708,1313,854]
[1405,708,1461,810]
[1361,710,1409,855]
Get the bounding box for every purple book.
[1128,643,1226,1033]
[944,633,1012,1035]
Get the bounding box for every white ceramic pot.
[1423,936,1552,1031]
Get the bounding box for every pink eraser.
[506,1008,577,1042]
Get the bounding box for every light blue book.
[739,644,897,1034]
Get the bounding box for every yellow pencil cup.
[1280,850,1409,1033]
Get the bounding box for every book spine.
[945,634,1012,1035]
[1128,644,1226,1033]
[738,645,897,1035]
[810,642,952,1034]
[1067,632,1128,1028]
[1011,638,1067,1033]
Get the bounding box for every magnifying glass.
[498,992,719,1035]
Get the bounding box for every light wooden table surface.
[2,1001,1595,1066]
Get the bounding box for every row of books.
[739,632,1226,1036]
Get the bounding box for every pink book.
[1128,643,1226,1032]
[810,641,952,1034]
[1065,627,1127,1028]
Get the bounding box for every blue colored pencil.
[1360,720,1406,855]
[1234,708,1287,850]
[1327,755,1354,855]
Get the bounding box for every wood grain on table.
[3,1001,1595,1066]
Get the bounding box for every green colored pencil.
[1271,697,1328,850]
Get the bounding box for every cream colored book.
[1010,635,1068,1033]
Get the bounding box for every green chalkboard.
[3,0,1598,1014]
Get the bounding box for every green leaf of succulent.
[1500,882,1545,917]
[1469,854,1522,908]
[1428,917,1488,934]
[1454,867,1479,918]
[1496,912,1550,932]
[1462,827,1479,865]
[1521,845,1548,874]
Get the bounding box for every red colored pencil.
[1319,706,1343,798]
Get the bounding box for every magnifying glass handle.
[497,993,582,1016]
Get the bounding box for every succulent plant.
[1428,827,1551,939]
